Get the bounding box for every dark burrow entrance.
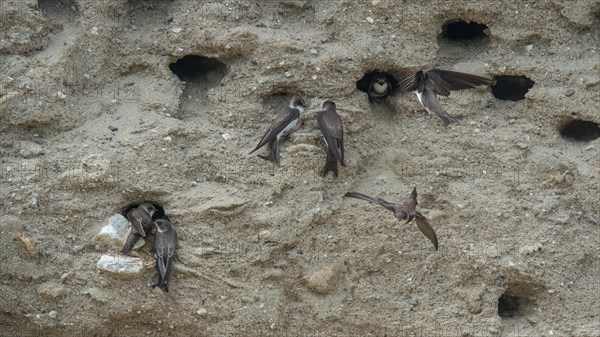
[169,55,228,115]
[497,293,523,318]
[441,19,489,42]
[491,75,535,101]
[559,119,600,142]
[169,55,228,86]
[356,71,400,101]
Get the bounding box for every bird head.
[139,203,156,217]
[395,210,414,224]
[322,100,336,110]
[371,76,389,95]
[154,219,172,232]
[290,96,306,110]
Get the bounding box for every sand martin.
[316,101,345,177]
[399,69,492,125]
[154,219,177,292]
[249,96,306,164]
[121,203,156,254]
[356,72,398,102]
[344,188,438,250]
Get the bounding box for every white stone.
[93,214,143,250]
[96,254,143,274]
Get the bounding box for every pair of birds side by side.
[249,68,493,173]
[121,203,177,292]
[249,97,345,177]
[361,68,493,125]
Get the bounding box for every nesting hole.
[121,202,166,221]
[356,71,399,100]
[169,55,228,116]
[491,75,535,101]
[498,294,523,318]
[559,119,600,142]
[496,278,541,322]
[169,55,227,87]
[441,19,489,41]
[38,0,78,23]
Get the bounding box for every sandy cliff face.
[1,0,598,336]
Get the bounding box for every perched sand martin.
[356,72,399,102]
[121,203,156,254]
[399,69,492,125]
[344,188,438,250]
[316,101,345,177]
[249,96,306,164]
[154,219,177,292]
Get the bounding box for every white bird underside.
[372,82,388,95]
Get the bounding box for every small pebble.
[284,71,291,78]
[564,89,575,97]
[83,287,109,303]
[38,283,65,299]
[258,230,272,241]
[48,311,57,319]
[366,17,375,24]
[309,48,318,55]
[172,27,182,33]
[196,308,208,316]
[108,125,118,132]
[303,264,341,294]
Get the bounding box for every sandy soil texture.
[1,0,599,336]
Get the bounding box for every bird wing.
[249,107,300,154]
[127,208,147,236]
[398,70,423,92]
[414,212,438,250]
[428,69,492,96]
[344,192,397,213]
[156,231,177,279]
[317,110,344,164]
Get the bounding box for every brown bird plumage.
[249,96,306,164]
[316,101,345,177]
[399,69,493,125]
[154,219,177,292]
[121,203,156,254]
[344,188,438,250]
